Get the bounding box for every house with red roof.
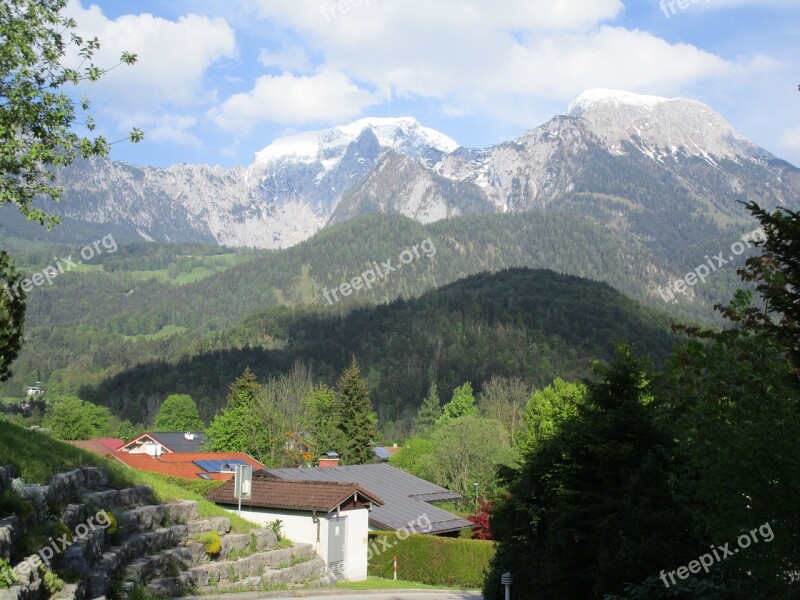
[68,436,265,481]
[111,451,266,480]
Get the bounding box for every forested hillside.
[78,268,678,425]
[2,210,749,400]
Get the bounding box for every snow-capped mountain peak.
[566,88,768,163]
[567,88,669,116]
[253,116,459,166]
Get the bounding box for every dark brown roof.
[205,478,383,513]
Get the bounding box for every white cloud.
[209,69,381,130]
[780,126,800,155]
[258,45,314,73]
[240,0,768,128]
[65,1,236,110]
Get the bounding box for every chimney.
[318,451,340,468]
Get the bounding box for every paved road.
[188,591,482,600]
[276,594,482,600]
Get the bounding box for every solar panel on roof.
[194,459,249,473]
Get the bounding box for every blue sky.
[65,0,800,168]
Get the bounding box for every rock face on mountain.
[34,91,799,249]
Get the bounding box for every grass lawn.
[336,577,471,591]
[0,420,256,533]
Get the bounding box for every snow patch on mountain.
[253,117,459,167]
[566,89,770,163]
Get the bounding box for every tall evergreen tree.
[335,358,378,465]
[415,382,442,435]
[485,345,695,599]
[225,367,261,409]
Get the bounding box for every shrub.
[368,531,494,588]
[196,531,222,556]
[0,490,34,520]
[0,558,16,588]
[42,569,65,594]
[267,519,284,540]
[467,499,493,540]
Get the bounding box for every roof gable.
[205,478,383,512]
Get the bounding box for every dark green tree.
[0,252,24,381]
[486,344,696,599]
[154,394,204,431]
[335,358,378,465]
[415,382,442,435]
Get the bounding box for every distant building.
[118,431,208,455]
[373,445,401,462]
[284,432,314,462]
[68,435,265,480]
[23,386,44,396]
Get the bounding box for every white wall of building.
[223,506,370,581]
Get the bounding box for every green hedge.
[368,531,494,588]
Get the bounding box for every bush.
[42,569,65,594]
[0,558,16,588]
[368,531,494,588]
[267,519,284,540]
[0,490,34,520]
[196,531,222,556]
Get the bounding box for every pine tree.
[226,368,261,409]
[485,345,696,599]
[335,358,378,465]
[415,382,442,435]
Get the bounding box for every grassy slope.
[0,420,256,532]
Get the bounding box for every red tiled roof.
[205,478,383,512]
[112,452,266,480]
[67,440,119,457]
[95,438,125,451]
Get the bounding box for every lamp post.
[501,571,512,600]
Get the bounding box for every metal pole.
[393,556,397,580]
[501,572,512,600]
[238,496,241,518]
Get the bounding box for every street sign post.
[234,464,253,517]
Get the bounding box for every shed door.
[327,515,347,580]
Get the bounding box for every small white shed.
[206,477,383,581]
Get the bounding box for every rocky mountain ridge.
[19,90,798,250]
